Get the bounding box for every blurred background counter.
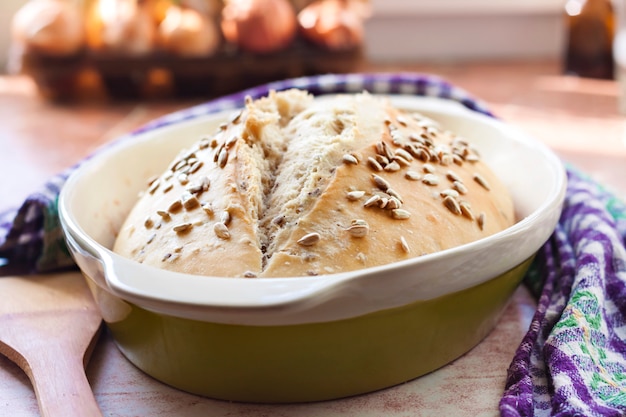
[2,59,625,209]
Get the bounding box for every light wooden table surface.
[1,60,625,416]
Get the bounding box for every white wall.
[365,0,565,62]
[369,0,565,16]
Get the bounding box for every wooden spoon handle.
[0,309,103,417]
[25,342,103,417]
[0,274,104,417]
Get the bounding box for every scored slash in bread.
[113,90,515,278]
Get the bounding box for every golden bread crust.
[113,90,515,278]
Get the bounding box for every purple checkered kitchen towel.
[1,73,625,416]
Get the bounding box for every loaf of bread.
[113,90,515,278]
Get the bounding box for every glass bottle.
[563,0,615,79]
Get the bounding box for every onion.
[221,0,296,54]
[297,0,367,50]
[11,0,85,56]
[88,0,156,55]
[158,6,221,57]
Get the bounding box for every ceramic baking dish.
[58,95,566,403]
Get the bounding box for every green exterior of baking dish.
[85,257,532,403]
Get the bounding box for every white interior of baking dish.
[59,95,566,325]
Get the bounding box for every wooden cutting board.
[0,272,103,417]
